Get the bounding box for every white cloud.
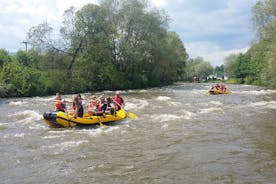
[1,0,256,66]
[0,0,98,52]
[186,41,249,66]
[55,0,98,18]
[150,0,257,66]
[151,0,168,7]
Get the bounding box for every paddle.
[112,99,137,119]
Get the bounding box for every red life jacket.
[55,100,64,111]
[89,101,97,108]
[113,95,124,105]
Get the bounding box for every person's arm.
[63,99,72,103]
[72,105,79,118]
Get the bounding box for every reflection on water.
[0,83,275,183]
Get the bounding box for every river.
[0,83,275,183]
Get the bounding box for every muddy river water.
[0,83,275,183]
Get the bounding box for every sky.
[0,0,258,66]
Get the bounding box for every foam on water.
[180,110,196,120]
[199,107,223,114]
[14,133,25,138]
[235,89,276,95]
[42,134,67,139]
[48,129,75,134]
[82,127,110,136]
[71,126,122,137]
[137,89,148,93]
[125,99,149,110]
[248,101,276,109]
[151,109,196,123]
[125,102,137,110]
[189,89,207,95]
[103,126,120,133]
[9,110,42,124]
[29,123,48,130]
[266,89,276,94]
[168,101,182,106]
[43,140,89,152]
[153,114,181,122]
[8,101,28,106]
[209,101,223,106]
[161,123,169,130]
[2,133,26,139]
[156,96,171,101]
[101,90,114,94]
[32,96,54,102]
[43,129,82,139]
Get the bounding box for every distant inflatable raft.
[208,88,232,95]
[43,109,127,128]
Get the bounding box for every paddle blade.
[128,112,137,119]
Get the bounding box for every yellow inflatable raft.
[43,109,127,128]
[208,88,232,95]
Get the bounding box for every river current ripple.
[0,83,275,183]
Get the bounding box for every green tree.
[0,49,13,97]
[0,49,12,67]
[214,65,224,77]
[166,31,188,80]
[185,57,213,81]
[1,60,43,97]
[18,0,189,96]
[15,50,32,67]
[73,3,118,90]
[224,54,239,78]
[252,0,276,41]
[27,7,84,81]
[251,0,276,87]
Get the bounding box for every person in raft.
[54,93,67,112]
[77,94,85,107]
[220,83,226,92]
[106,97,115,115]
[113,91,124,111]
[69,96,84,118]
[87,95,99,115]
[95,96,108,116]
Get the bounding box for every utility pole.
[22,41,28,51]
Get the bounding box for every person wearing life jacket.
[95,96,107,116]
[55,93,66,112]
[220,83,226,92]
[87,95,99,115]
[210,84,215,91]
[113,91,124,111]
[215,83,221,91]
